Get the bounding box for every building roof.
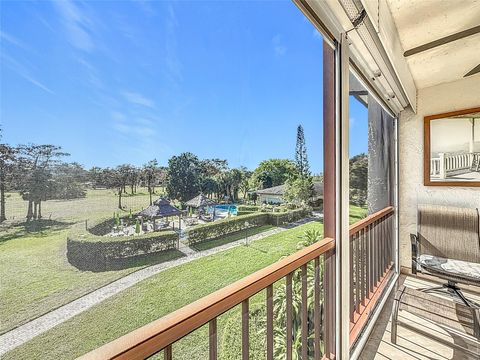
[185,193,217,208]
[256,181,324,198]
[256,184,285,196]
[137,197,182,218]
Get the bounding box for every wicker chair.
[411,204,480,307]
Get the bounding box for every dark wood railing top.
[349,206,394,236]
[79,237,335,360]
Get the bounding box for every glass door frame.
[341,37,400,360]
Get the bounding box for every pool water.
[209,204,238,215]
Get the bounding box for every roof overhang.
[294,0,417,114]
[385,0,480,89]
[295,0,480,115]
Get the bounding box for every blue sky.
[1,0,367,173]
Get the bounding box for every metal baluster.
[385,216,388,271]
[242,299,249,360]
[366,224,371,297]
[380,218,384,278]
[267,285,274,360]
[350,234,354,321]
[387,215,390,270]
[209,319,217,360]
[390,214,394,265]
[164,345,172,360]
[361,228,366,306]
[301,264,308,360]
[314,257,321,360]
[374,220,378,286]
[286,273,293,360]
[355,232,361,313]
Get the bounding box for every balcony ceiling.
[386,0,480,89]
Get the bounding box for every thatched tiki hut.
[138,197,182,230]
[185,193,217,215]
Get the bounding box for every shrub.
[186,213,269,245]
[67,223,178,271]
[237,205,260,212]
[237,210,258,216]
[186,208,312,245]
[267,208,311,226]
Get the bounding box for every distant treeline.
[0,125,366,223]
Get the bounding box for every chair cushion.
[418,254,480,285]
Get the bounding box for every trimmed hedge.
[186,212,269,245]
[237,210,258,216]
[268,208,311,226]
[237,205,260,212]
[67,223,178,271]
[186,208,312,245]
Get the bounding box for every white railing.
[430,158,441,176]
[431,152,480,179]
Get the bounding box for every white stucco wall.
[398,76,480,269]
[258,194,283,204]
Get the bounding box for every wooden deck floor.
[359,275,480,360]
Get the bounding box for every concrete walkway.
[0,217,317,355]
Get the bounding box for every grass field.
[191,224,275,251]
[0,190,366,334]
[1,188,367,359]
[4,221,324,360]
[0,188,164,334]
[1,188,157,223]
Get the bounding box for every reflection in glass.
[429,112,480,182]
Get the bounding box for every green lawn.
[0,188,162,334]
[349,204,368,224]
[4,221,324,360]
[191,224,275,251]
[1,188,367,359]
[1,188,156,223]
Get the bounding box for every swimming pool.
[209,204,238,215]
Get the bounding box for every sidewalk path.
[0,217,317,355]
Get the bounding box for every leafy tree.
[166,152,202,202]
[284,125,314,206]
[214,172,229,200]
[200,158,228,177]
[50,162,87,200]
[295,125,311,179]
[350,153,368,206]
[88,166,105,189]
[16,144,69,220]
[252,159,298,189]
[117,165,132,207]
[143,159,159,205]
[283,177,314,206]
[199,158,229,199]
[0,128,17,222]
[156,167,168,193]
[226,168,243,201]
[200,176,218,199]
[238,167,252,199]
[102,165,130,209]
[127,165,140,194]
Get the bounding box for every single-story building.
[256,181,324,205]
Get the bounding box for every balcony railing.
[431,152,480,178]
[79,207,394,360]
[79,236,335,360]
[349,206,395,345]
